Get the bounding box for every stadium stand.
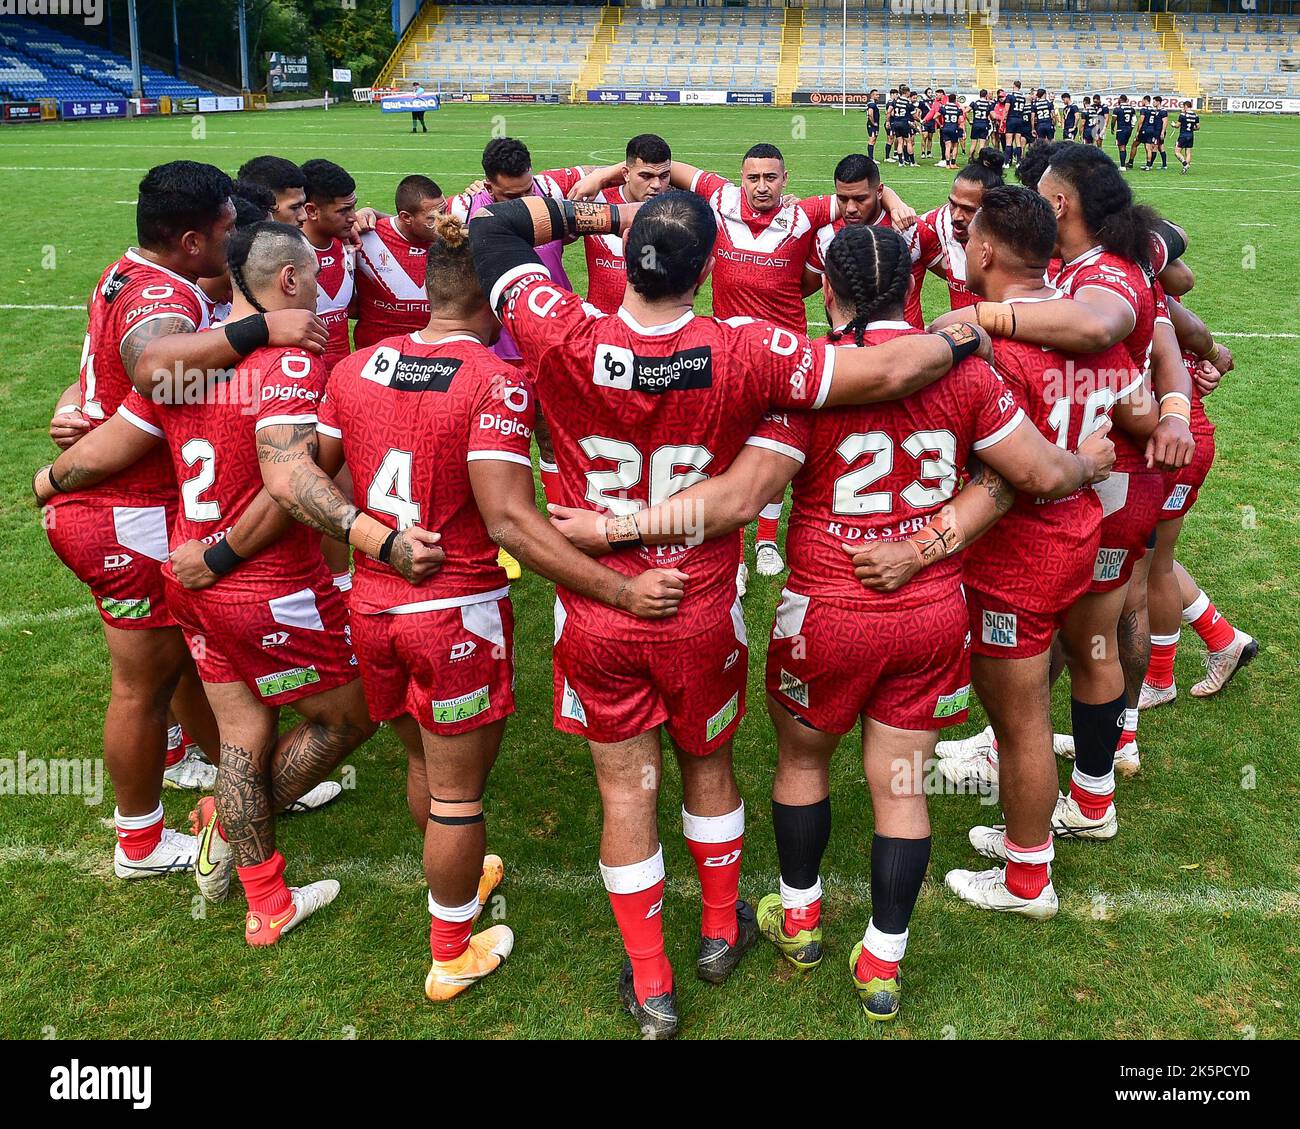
[0,20,211,102]
[373,2,1300,105]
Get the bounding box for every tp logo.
[593,344,635,390]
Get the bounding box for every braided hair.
[823,224,914,347]
[226,220,313,313]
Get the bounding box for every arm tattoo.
[968,457,1015,515]
[119,313,194,388]
[257,422,358,540]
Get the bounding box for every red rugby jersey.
[318,332,536,616]
[118,346,328,599]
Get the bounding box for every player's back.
[510,283,830,639]
[121,345,327,597]
[69,252,211,507]
[962,328,1131,608]
[763,325,1023,610]
[320,333,532,615]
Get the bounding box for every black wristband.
[936,323,983,364]
[203,537,246,577]
[377,528,399,565]
[223,313,269,357]
[46,465,66,494]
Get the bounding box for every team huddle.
[864,80,1203,174]
[35,127,1256,1038]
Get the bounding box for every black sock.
[771,797,831,892]
[868,143,875,159]
[869,834,931,934]
[1160,151,1167,167]
[1071,694,1127,778]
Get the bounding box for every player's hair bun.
[974,147,1007,173]
[431,211,469,250]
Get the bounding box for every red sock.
[1188,598,1235,652]
[854,920,907,983]
[786,900,821,936]
[1004,836,1053,900]
[237,851,292,917]
[855,947,899,983]
[115,805,163,860]
[755,505,781,545]
[1146,633,1179,689]
[1069,769,1116,820]
[428,893,477,963]
[539,460,560,507]
[1118,707,1139,750]
[601,849,672,1004]
[164,724,185,768]
[683,804,744,943]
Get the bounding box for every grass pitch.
[1,104,1297,1039]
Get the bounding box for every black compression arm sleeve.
[468,197,562,310]
[1152,218,1188,267]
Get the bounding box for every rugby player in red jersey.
[34,161,319,880]
[1141,302,1256,712]
[918,189,1156,913]
[299,159,358,375]
[932,146,1196,800]
[916,148,1007,311]
[316,212,684,1002]
[467,188,992,1036]
[561,133,675,315]
[805,154,938,332]
[354,174,447,350]
[551,222,1113,1019]
[37,224,420,943]
[236,155,307,227]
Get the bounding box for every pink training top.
[451,172,578,362]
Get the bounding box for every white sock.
[779,876,821,911]
[862,919,909,965]
[1182,589,1210,623]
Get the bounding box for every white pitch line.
[5,306,1297,342]
[0,604,96,631]
[0,843,1295,919]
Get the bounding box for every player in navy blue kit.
[889,86,917,167]
[1152,95,1171,170]
[1112,95,1137,167]
[883,88,899,163]
[1060,93,1079,140]
[919,89,936,160]
[1032,88,1056,140]
[1135,95,1160,171]
[936,94,967,169]
[866,89,882,162]
[968,90,993,147]
[1004,80,1029,164]
[1175,102,1200,173]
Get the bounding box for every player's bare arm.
[566,163,627,201]
[820,323,993,407]
[470,459,683,619]
[929,289,1134,354]
[256,419,443,583]
[168,488,297,591]
[49,381,89,450]
[880,184,916,229]
[32,411,159,503]
[130,311,329,398]
[549,441,802,556]
[1146,318,1196,472]
[844,458,1013,593]
[978,413,1116,498]
[1167,297,1228,374]
[119,313,198,396]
